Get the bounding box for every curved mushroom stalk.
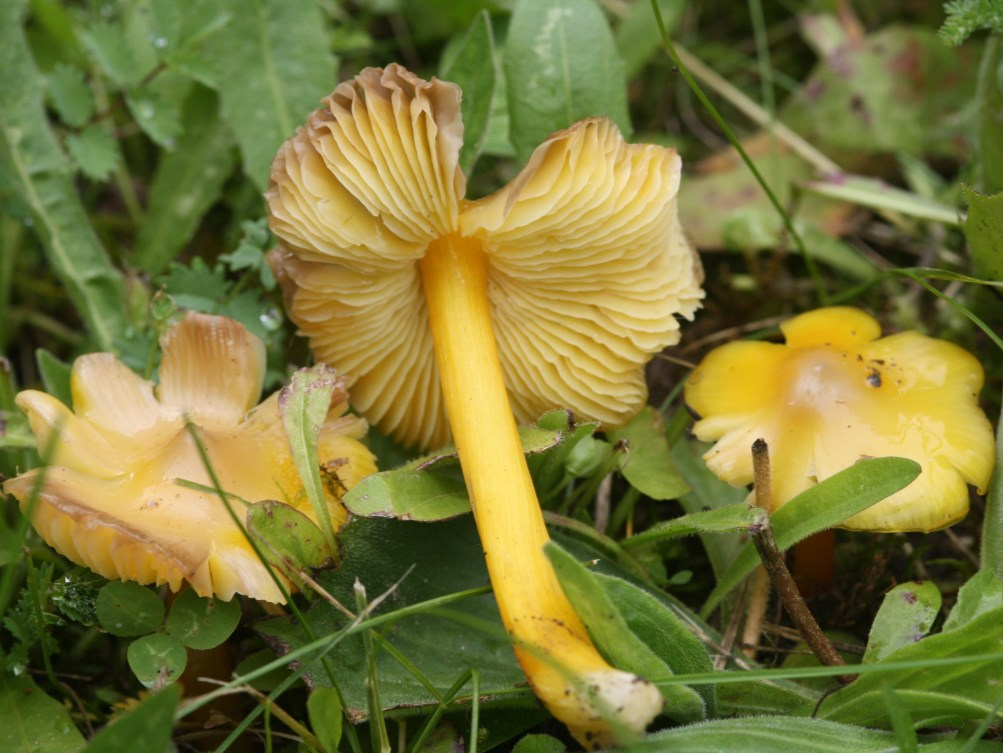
[420,234,662,745]
[266,64,704,745]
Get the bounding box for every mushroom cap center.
[782,348,878,414]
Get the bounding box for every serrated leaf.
[133,85,236,275]
[164,588,241,649]
[963,186,1003,281]
[125,77,188,149]
[0,5,127,350]
[505,0,630,164]
[80,685,181,753]
[546,543,709,723]
[65,125,120,180]
[608,407,688,500]
[46,62,94,127]
[440,10,497,174]
[96,581,165,637]
[208,0,337,189]
[0,673,85,753]
[701,457,921,617]
[80,20,141,88]
[863,581,942,664]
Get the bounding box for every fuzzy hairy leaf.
[46,62,94,127]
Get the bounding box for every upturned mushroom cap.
[267,64,703,449]
[3,313,376,602]
[685,307,995,532]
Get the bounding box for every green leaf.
[133,85,236,275]
[344,465,470,522]
[80,685,182,753]
[0,673,85,753]
[80,20,145,87]
[623,503,766,550]
[526,410,601,500]
[615,0,685,78]
[46,62,94,127]
[65,124,120,180]
[35,348,72,407]
[975,37,1003,193]
[818,605,1003,728]
[702,457,921,617]
[980,393,1003,578]
[209,0,337,189]
[863,581,942,664]
[440,10,497,174]
[127,633,187,688]
[939,0,1003,46]
[279,364,342,551]
[802,174,962,226]
[963,186,1003,281]
[125,75,188,149]
[608,408,688,500]
[247,498,337,573]
[165,588,241,649]
[256,516,526,717]
[0,4,127,350]
[545,543,707,722]
[942,570,1003,632]
[622,716,1003,752]
[96,581,165,637]
[308,687,343,753]
[504,0,631,165]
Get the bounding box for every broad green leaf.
[863,581,942,664]
[0,2,126,350]
[701,457,921,617]
[624,503,766,550]
[65,124,120,180]
[344,465,470,522]
[46,62,94,127]
[127,633,187,688]
[209,0,336,189]
[96,581,165,636]
[247,498,337,572]
[608,407,688,500]
[308,687,343,753]
[133,85,236,275]
[80,19,148,88]
[545,543,707,722]
[976,38,1003,193]
[527,410,601,500]
[942,570,1003,632]
[279,364,342,551]
[621,716,1003,752]
[0,673,85,753]
[80,685,182,753]
[165,588,241,650]
[565,434,614,478]
[256,516,526,718]
[715,680,819,717]
[615,0,684,78]
[963,186,1003,281]
[504,0,630,165]
[818,605,1003,727]
[35,348,72,407]
[981,393,1003,579]
[440,10,497,174]
[125,73,189,149]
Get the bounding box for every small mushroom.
[267,64,703,746]
[685,307,995,532]
[3,313,377,602]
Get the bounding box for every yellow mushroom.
[267,64,703,746]
[3,313,376,602]
[685,307,995,532]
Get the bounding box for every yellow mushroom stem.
[419,233,663,748]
